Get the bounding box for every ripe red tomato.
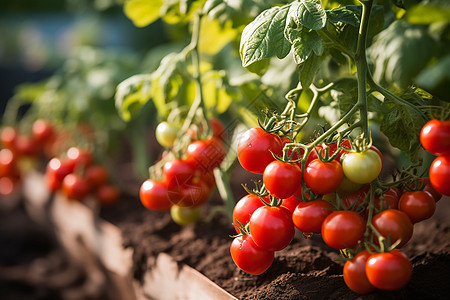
[46,158,75,191]
[163,159,194,187]
[420,178,442,202]
[139,179,172,211]
[32,119,54,144]
[168,180,210,207]
[230,234,274,275]
[321,210,365,249]
[0,175,19,196]
[62,173,91,200]
[96,184,119,206]
[199,170,215,188]
[429,155,450,196]
[232,194,265,233]
[0,126,18,150]
[263,160,302,199]
[249,206,295,251]
[420,119,450,155]
[237,127,282,174]
[0,148,17,177]
[366,250,412,290]
[15,135,39,157]
[186,138,226,171]
[85,165,109,188]
[292,199,334,233]
[372,209,413,248]
[67,147,93,168]
[304,159,343,195]
[398,191,436,223]
[280,194,301,215]
[341,184,370,212]
[342,149,382,184]
[373,186,400,211]
[343,250,376,294]
[209,118,226,141]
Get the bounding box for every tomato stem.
[355,0,373,139]
[179,13,210,136]
[213,168,235,221]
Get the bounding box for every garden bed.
[21,171,450,299]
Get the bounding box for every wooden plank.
[22,172,237,300]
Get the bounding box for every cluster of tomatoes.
[139,118,227,225]
[230,126,442,293]
[45,147,119,206]
[0,119,54,196]
[420,118,450,197]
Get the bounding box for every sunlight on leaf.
[124,0,163,27]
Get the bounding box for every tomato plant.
[185,138,226,172]
[237,127,283,174]
[139,179,172,211]
[371,209,413,248]
[170,205,202,225]
[341,149,382,184]
[321,210,365,250]
[420,119,450,155]
[292,199,334,233]
[163,159,195,187]
[62,174,91,201]
[155,122,179,148]
[230,234,274,276]
[232,194,265,233]
[398,191,436,223]
[263,160,302,199]
[96,184,119,206]
[249,206,295,251]
[32,119,54,145]
[343,250,376,294]
[85,165,109,188]
[429,155,450,196]
[304,159,343,195]
[366,250,412,291]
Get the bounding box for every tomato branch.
[354,0,373,139]
[179,13,210,135]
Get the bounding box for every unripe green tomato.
[170,205,202,225]
[155,122,179,148]
[341,149,382,184]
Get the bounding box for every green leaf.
[416,54,450,102]
[292,29,324,64]
[203,0,274,27]
[124,0,163,27]
[299,53,320,89]
[380,102,426,160]
[244,58,271,76]
[369,21,435,89]
[407,4,450,25]
[287,0,327,30]
[346,4,385,37]
[240,5,292,68]
[115,74,154,121]
[326,7,360,27]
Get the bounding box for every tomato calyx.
[232,218,251,237]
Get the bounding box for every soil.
[100,165,450,300]
[0,202,111,300]
[2,166,449,299]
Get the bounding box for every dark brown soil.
[0,203,111,300]
[101,168,450,300]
